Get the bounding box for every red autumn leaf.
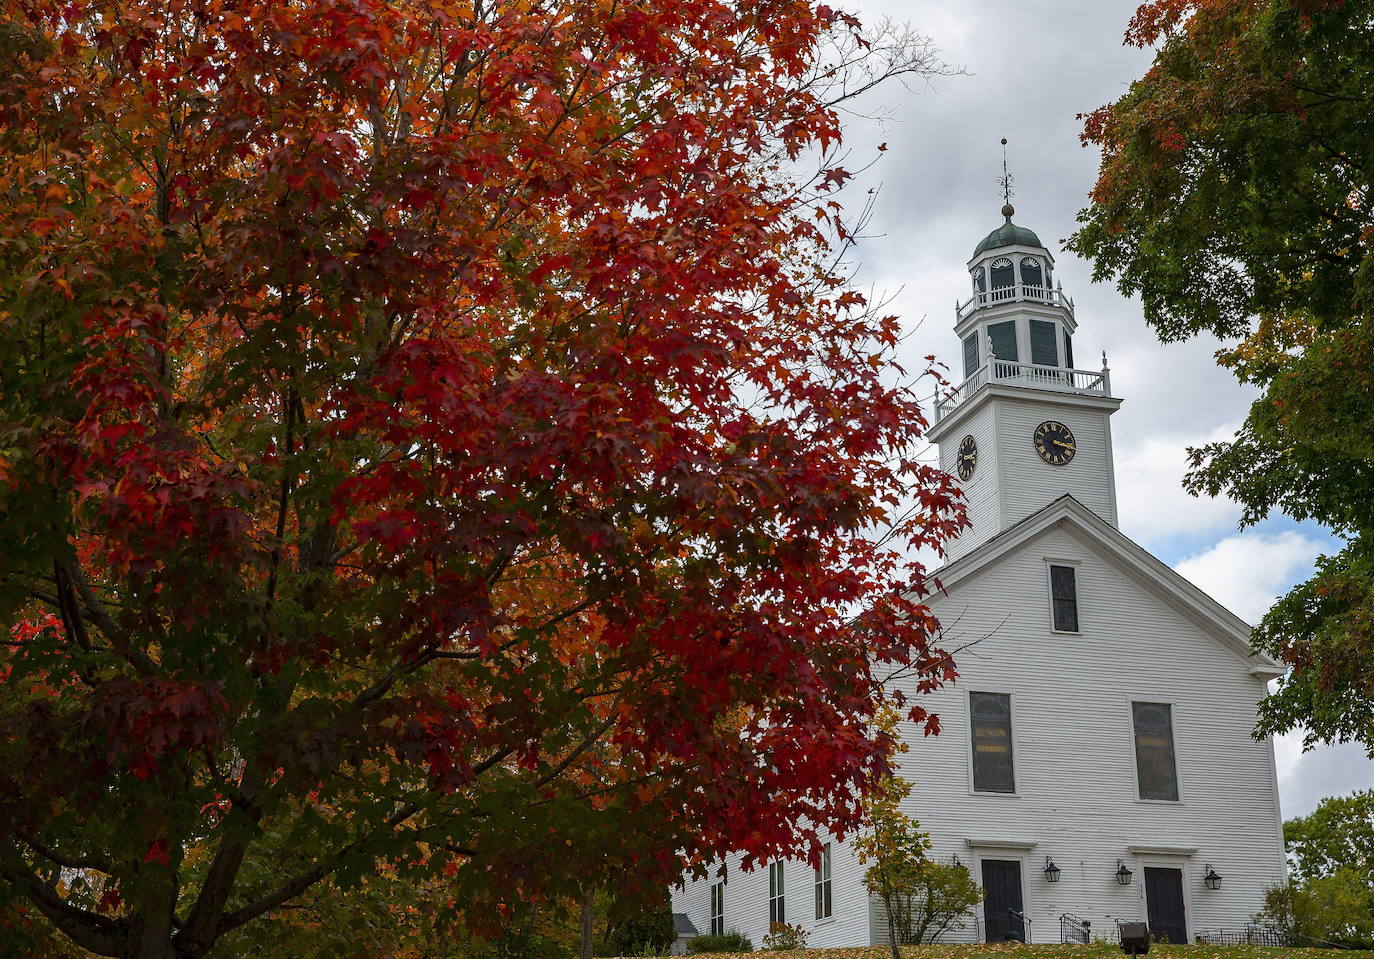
[0,1,962,956]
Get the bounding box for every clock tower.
[926,203,1123,562]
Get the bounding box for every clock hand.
[1052,440,1076,450]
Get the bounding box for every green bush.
[603,905,676,956]
[1258,871,1374,949]
[686,929,753,953]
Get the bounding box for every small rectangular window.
[814,843,832,920]
[1132,702,1179,801]
[769,861,785,925]
[970,692,1015,793]
[1030,319,1059,367]
[963,333,980,380]
[710,881,724,936]
[988,320,1018,363]
[1050,564,1079,632]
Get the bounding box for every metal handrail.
[1060,913,1091,945]
[1008,908,1032,944]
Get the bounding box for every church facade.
[671,208,1288,948]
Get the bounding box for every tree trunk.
[885,894,901,959]
[580,884,596,959]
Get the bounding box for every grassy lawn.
[641,944,1374,959]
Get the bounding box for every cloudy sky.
[835,0,1373,818]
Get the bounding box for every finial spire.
[998,137,1015,221]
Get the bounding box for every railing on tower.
[934,356,1111,424]
[957,282,1074,322]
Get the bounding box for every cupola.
[956,202,1075,384]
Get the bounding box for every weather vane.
[998,137,1015,219]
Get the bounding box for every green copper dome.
[973,220,1044,258]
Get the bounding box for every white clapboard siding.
[941,401,1001,564]
[671,837,874,949]
[904,517,1285,945]
[940,388,1120,563]
[993,396,1117,531]
[674,507,1285,947]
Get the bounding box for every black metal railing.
[1060,913,1091,944]
[1194,924,1351,949]
[1007,908,1031,943]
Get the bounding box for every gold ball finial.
[1001,202,1015,219]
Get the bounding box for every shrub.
[761,921,809,950]
[1258,871,1374,949]
[686,929,753,953]
[604,905,676,956]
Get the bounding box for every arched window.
[1020,257,1043,288]
[971,268,985,293]
[990,257,1014,289]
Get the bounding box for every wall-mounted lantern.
[1044,856,1061,883]
[951,853,965,871]
[1116,860,1133,886]
[1203,864,1222,890]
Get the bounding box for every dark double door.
[1144,867,1187,944]
[981,859,1025,942]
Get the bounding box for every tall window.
[1049,564,1079,632]
[769,861,785,925]
[1132,702,1179,801]
[814,843,832,920]
[1064,330,1074,369]
[1020,256,1043,287]
[970,692,1015,793]
[710,881,724,936]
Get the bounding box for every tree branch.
[3,860,123,956]
[19,833,114,874]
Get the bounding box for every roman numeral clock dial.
[1033,420,1076,465]
[956,434,978,480]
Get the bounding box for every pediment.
[928,495,1285,678]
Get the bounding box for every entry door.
[981,860,1025,942]
[1144,867,1187,944]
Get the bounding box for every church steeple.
[928,174,1123,562]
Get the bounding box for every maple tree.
[853,774,979,954]
[0,1,963,957]
[1071,0,1374,752]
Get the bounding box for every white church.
[671,205,1288,949]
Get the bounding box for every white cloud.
[1173,531,1326,625]
[1114,423,1245,551]
[1273,732,1374,819]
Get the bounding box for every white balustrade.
[934,358,1110,423]
[957,283,1074,322]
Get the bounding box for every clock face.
[956,435,978,481]
[1033,420,1077,465]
